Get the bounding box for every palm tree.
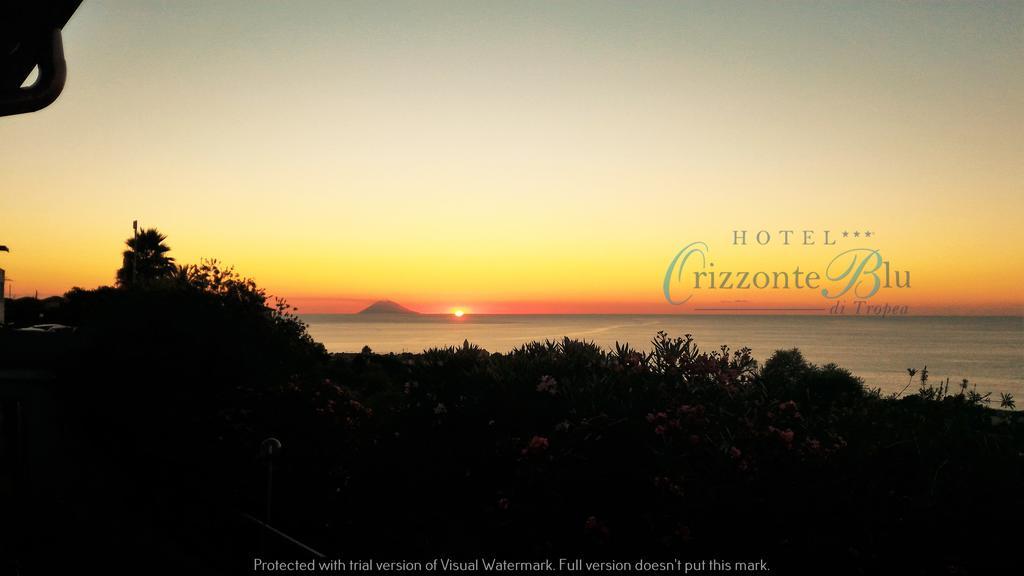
[116,228,176,288]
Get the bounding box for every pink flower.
[676,525,692,542]
[584,516,609,540]
[779,429,795,445]
[536,375,558,394]
[654,424,667,436]
[497,497,510,511]
[729,446,742,459]
[526,435,549,454]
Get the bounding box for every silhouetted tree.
[115,228,176,288]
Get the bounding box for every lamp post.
[0,245,8,325]
[132,221,138,287]
[260,437,282,524]
[258,437,282,556]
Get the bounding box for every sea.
[302,315,1023,399]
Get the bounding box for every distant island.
[358,299,419,315]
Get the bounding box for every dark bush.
[7,285,1019,574]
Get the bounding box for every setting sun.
[454,310,464,318]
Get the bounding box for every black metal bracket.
[0,0,82,118]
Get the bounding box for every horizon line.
[299,311,1024,318]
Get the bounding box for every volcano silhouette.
[357,300,419,315]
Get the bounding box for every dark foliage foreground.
[279,340,1021,575]
[1,274,1020,575]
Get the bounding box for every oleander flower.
[779,429,795,445]
[584,516,609,540]
[676,525,692,543]
[526,435,549,454]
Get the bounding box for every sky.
[0,0,1021,314]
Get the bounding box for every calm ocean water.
[302,315,1023,398]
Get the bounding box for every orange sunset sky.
[1,1,1021,315]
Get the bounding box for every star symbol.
[865,231,873,237]
[842,231,849,238]
[853,231,860,237]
